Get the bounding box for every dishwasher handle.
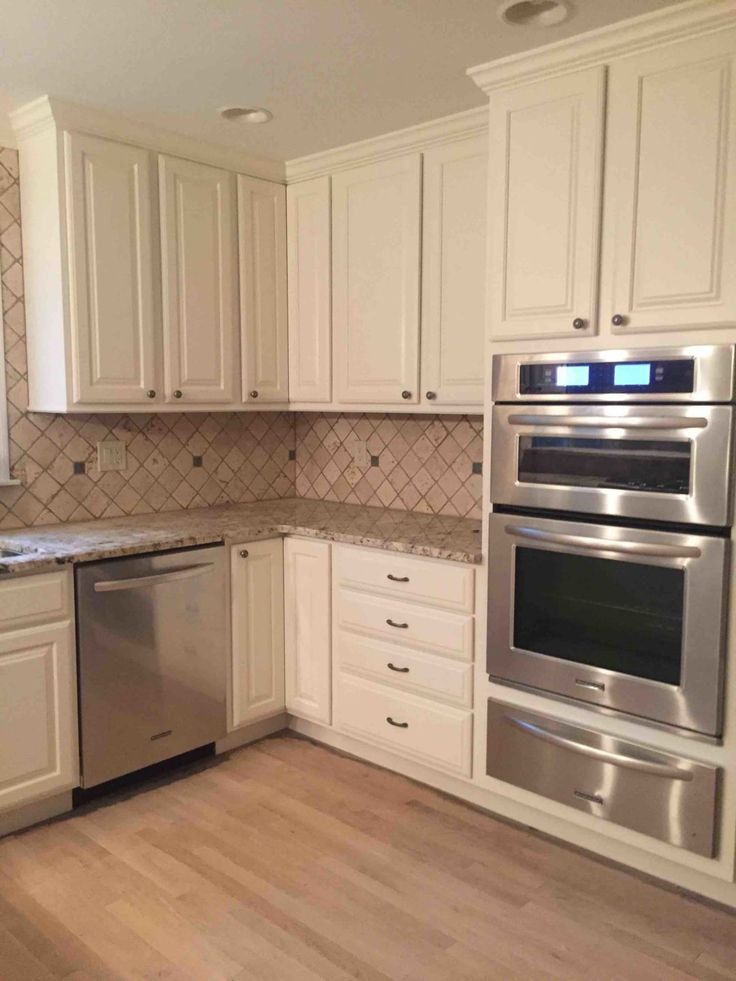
[93,562,216,593]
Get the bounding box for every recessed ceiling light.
[497,0,571,27]
[218,106,273,124]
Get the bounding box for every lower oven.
[487,511,729,736]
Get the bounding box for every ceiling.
[0,0,688,161]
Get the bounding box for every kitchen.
[1,0,736,976]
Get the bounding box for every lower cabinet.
[284,538,332,724]
[230,540,285,728]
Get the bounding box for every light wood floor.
[1,735,735,981]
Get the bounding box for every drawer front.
[336,588,473,661]
[334,545,475,612]
[337,631,472,707]
[487,701,717,857]
[0,573,69,631]
[335,673,472,776]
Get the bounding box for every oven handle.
[93,563,215,593]
[506,413,708,431]
[504,716,694,781]
[505,525,701,559]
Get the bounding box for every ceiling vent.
[497,1,571,27]
[218,106,273,124]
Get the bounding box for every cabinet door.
[602,30,736,334]
[230,540,285,728]
[65,132,157,404]
[421,137,487,405]
[238,175,288,403]
[332,154,421,404]
[287,177,332,402]
[0,623,77,812]
[284,538,331,724]
[487,67,605,340]
[159,155,238,404]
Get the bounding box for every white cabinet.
[238,175,289,403]
[287,177,332,402]
[230,540,285,728]
[421,136,487,405]
[64,133,158,404]
[486,67,605,341]
[332,153,421,404]
[602,30,736,334]
[284,538,332,724]
[159,155,239,404]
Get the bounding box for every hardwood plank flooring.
[0,734,734,980]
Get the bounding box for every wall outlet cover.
[97,440,127,472]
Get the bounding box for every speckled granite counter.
[0,498,482,577]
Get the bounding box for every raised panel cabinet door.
[65,132,157,404]
[287,177,332,402]
[284,537,331,724]
[230,540,285,728]
[421,136,487,405]
[0,622,78,812]
[487,67,605,340]
[238,175,288,403]
[159,155,238,404]
[602,30,736,334]
[332,154,421,404]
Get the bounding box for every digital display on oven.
[614,363,651,387]
[518,358,695,396]
[555,365,590,388]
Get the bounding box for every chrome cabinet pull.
[173,389,183,399]
[146,389,156,399]
[387,574,409,583]
[386,619,409,629]
[386,717,408,728]
[401,390,411,400]
[611,313,627,327]
[94,563,215,593]
[504,525,701,560]
[572,317,587,330]
[250,390,259,398]
[387,663,409,673]
[239,549,249,558]
[507,413,708,431]
[505,716,693,780]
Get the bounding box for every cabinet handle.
[425,391,437,400]
[401,390,411,400]
[173,390,183,399]
[386,618,408,629]
[250,390,259,399]
[572,318,587,330]
[386,717,409,728]
[611,314,627,327]
[387,574,409,583]
[146,389,156,399]
[387,662,410,673]
[239,549,249,558]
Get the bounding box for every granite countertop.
[0,498,482,577]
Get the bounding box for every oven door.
[487,512,728,735]
[491,403,733,526]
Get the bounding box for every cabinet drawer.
[487,701,717,857]
[335,673,472,777]
[336,588,473,661]
[337,631,472,707]
[0,573,69,631]
[334,545,474,612]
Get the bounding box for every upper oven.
[491,346,735,527]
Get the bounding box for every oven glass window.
[517,436,690,495]
[513,547,684,685]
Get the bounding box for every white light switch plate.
[97,440,127,472]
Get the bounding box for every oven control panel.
[519,358,695,396]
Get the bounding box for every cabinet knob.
[146,389,156,399]
[250,390,259,399]
[401,390,411,400]
[425,391,437,400]
[173,390,183,399]
[239,549,249,558]
[572,318,587,330]
[611,314,627,327]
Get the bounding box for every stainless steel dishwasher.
[76,544,227,788]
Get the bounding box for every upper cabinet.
[332,153,422,404]
[159,155,238,404]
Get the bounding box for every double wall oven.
[488,346,734,738]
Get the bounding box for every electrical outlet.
[351,439,370,468]
[97,440,127,472]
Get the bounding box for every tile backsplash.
[0,145,483,529]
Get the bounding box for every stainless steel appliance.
[488,345,734,736]
[76,544,227,788]
[485,701,718,856]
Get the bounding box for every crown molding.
[10,96,286,182]
[285,104,488,183]
[468,0,736,93]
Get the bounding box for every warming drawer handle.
[506,414,709,431]
[504,716,693,781]
[504,525,701,560]
[93,562,216,593]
